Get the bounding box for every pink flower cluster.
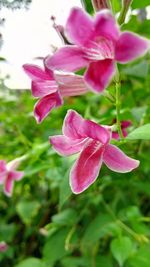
[22,6,150,193]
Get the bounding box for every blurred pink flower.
[23,64,88,123]
[0,158,24,197]
[49,110,139,194]
[0,242,8,252]
[45,8,150,93]
[112,120,132,140]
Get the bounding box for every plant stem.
[118,0,133,25]
[115,67,124,139]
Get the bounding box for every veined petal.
[31,80,58,98]
[63,109,110,143]
[66,7,94,46]
[84,59,115,93]
[70,140,104,194]
[45,46,89,72]
[103,144,140,173]
[115,32,150,63]
[56,73,88,97]
[4,175,14,197]
[94,10,120,42]
[50,135,86,156]
[23,64,53,80]
[34,92,63,123]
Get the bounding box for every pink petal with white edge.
[4,175,14,197]
[70,140,104,194]
[103,144,140,173]
[34,92,63,123]
[50,135,86,156]
[84,59,115,93]
[63,110,110,143]
[45,46,89,72]
[31,80,58,98]
[66,7,93,46]
[23,64,53,80]
[115,32,150,63]
[94,10,120,42]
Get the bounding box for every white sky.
[0,0,81,88]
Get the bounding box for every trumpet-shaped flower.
[45,8,150,93]
[49,110,139,194]
[0,159,24,197]
[23,64,88,123]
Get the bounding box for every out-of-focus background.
[0,1,150,267]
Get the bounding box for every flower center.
[84,36,115,61]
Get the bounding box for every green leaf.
[111,236,133,267]
[123,61,149,78]
[127,245,150,267]
[132,0,150,9]
[59,171,72,208]
[16,200,40,224]
[15,258,45,267]
[81,0,94,14]
[52,209,78,226]
[127,124,150,140]
[43,228,70,265]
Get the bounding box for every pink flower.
[0,242,8,253]
[45,8,150,93]
[49,110,139,194]
[0,159,24,197]
[112,120,131,140]
[23,64,88,123]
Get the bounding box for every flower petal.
[50,135,86,156]
[66,7,93,46]
[9,171,24,181]
[23,64,53,80]
[70,140,104,194]
[0,242,8,252]
[45,46,89,72]
[4,175,14,197]
[115,32,150,63]
[63,110,110,143]
[103,144,140,173]
[34,92,63,123]
[56,73,88,97]
[94,10,120,42]
[0,160,6,184]
[84,59,115,93]
[31,80,58,98]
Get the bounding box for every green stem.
[118,0,133,25]
[115,68,124,139]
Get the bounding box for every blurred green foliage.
[0,0,150,266]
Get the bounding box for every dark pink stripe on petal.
[70,140,104,194]
[4,175,14,197]
[103,144,140,173]
[66,7,93,46]
[84,59,115,93]
[45,46,89,72]
[115,32,150,63]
